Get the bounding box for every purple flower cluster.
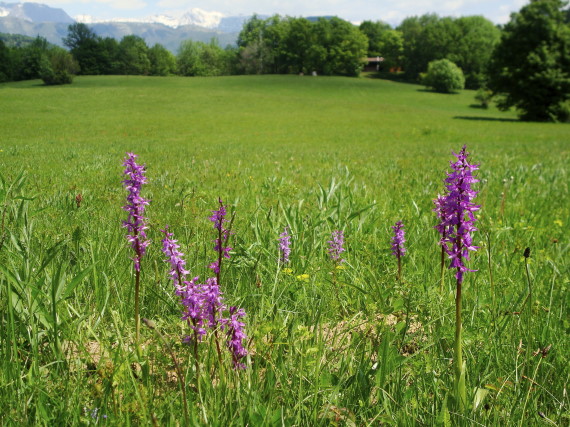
[122,152,150,272]
[327,230,345,263]
[437,145,480,284]
[432,194,447,237]
[161,203,247,369]
[221,307,248,369]
[279,227,291,264]
[162,227,208,340]
[209,199,232,275]
[391,221,406,258]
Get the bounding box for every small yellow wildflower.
[296,273,309,282]
[282,268,293,275]
[554,219,563,227]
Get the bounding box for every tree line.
[0,13,502,84]
[1,0,568,121]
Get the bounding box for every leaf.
[60,265,94,301]
[473,387,489,411]
[437,394,451,427]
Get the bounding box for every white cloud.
[46,0,147,11]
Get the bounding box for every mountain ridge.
[0,2,250,50]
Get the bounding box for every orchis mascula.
[122,152,150,272]
[438,145,480,284]
[122,152,150,345]
[209,199,232,278]
[161,227,207,340]
[438,145,479,410]
[279,227,291,265]
[327,230,345,264]
[433,194,448,292]
[391,221,406,281]
[161,200,248,370]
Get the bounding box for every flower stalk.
[438,145,480,410]
[391,221,406,282]
[122,152,150,346]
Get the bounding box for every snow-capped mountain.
[76,8,237,31]
[0,1,74,23]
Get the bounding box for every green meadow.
[0,75,568,425]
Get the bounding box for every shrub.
[40,48,79,85]
[474,87,493,109]
[422,59,465,93]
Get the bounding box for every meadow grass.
[0,75,568,425]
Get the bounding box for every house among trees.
[364,56,384,72]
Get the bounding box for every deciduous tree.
[488,0,570,121]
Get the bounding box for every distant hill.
[0,31,50,47]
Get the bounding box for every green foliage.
[63,23,101,75]
[377,29,404,70]
[118,35,151,75]
[148,44,177,76]
[177,39,229,76]
[40,47,79,85]
[0,32,42,48]
[0,40,8,82]
[474,87,493,109]
[238,16,368,76]
[358,20,392,56]
[422,59,465,93]
[398,14,500,88]
[488,0,570,122]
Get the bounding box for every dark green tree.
[398,14,440,79]
[377,29,404,70]
[19,36,49,80]
[118,35,151,75]
[63,23,102,74]
[452,16,500,88]
[313,17,368,76]
[98,37,121,74]
[177,39,227,76]
[0,40,9,81]
[148,43,176,76]
[488,0,570,121]
[359,20,392,56]
[40,47,79,85]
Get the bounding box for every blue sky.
[42,0,529,26]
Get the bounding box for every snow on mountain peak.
[75,7,225,29]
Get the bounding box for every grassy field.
[0,75,568,425]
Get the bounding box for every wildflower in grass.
[433,194,448,291]
[439,146,480,284]
[279,227,291,265]
[209,199,232,278]
[222,306,248,369]
[122,152,149,345]
[391,221,406,281]
[439,145,479,411]
[122,152,150,272]
[327,230,345,264]
[161,227,206,339]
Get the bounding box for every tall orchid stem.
[397,255,402,283]
[439,245,446,293]
[135,268,141,348]
[134,230,142,349]
[524,249,533,349]
[454,275,466,411]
